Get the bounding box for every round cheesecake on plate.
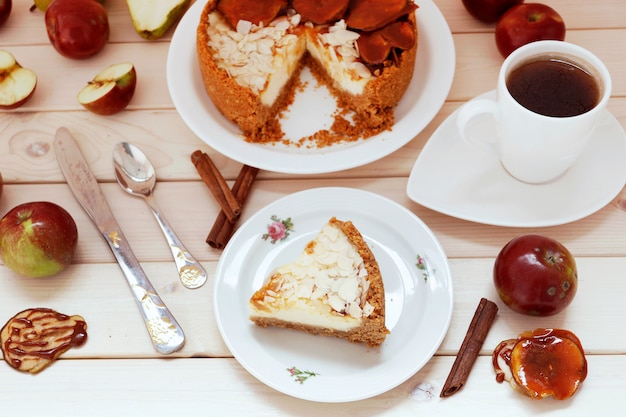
[196,0,418,144]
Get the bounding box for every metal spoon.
[113,142,207,289]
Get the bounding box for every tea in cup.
[456,40,612,184]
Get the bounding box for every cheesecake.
[196,0,418,144]
[249,217,389,347]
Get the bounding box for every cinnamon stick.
[206,164,259,249]
[440,298,498,398]
[191,150,241,223]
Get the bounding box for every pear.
[126,0,190,40]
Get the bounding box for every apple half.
[0,49,37,109]
[78,62,137,115]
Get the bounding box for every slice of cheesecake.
[249,217,389,347]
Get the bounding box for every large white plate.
[407,90,626,227]
[214,187,453,402]
[167,0,455,174]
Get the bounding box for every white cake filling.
[205,11,371,107]
[307,20,371,95]
[250,222,374,331]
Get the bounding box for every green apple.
[126,0,190,40]
[0,49,37,109]
[77,62,137,115]
[0,201,78,278]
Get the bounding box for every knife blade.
[54,127,185,355]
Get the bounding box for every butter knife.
[54,127,185,355]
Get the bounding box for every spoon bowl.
[113,142,207,289]
[114,144,156,196]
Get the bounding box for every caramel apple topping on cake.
[249,217,389,347]
[197,0,418,146]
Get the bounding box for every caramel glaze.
[493,328,587,400]
[1,308,87,372]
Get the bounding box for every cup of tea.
[456,40,612,184]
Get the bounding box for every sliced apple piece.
[78,62,137,115]
[126,0,191,40]
[0,49,37,109]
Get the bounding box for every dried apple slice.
[358,20,416,64]
[217,0,286,28]
[78,62,137,115]
[493,328,587,400]
[345,0,417,32]
[0,49,37,109]
[292,0,349,24]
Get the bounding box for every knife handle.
[104,227,185,355]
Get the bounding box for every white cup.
[456,40,612,184]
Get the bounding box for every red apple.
[495,3,566,57]
[462,0,524,24]
[493,234,577,316]
[0,201,78,278]
[45,0,109,59]
[0,49,37,109]
[78,62,137,115]
[0,0,11,28]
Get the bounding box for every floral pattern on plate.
[287,366,320,384]
[262,215,295,244]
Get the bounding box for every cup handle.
[456,98,500,155]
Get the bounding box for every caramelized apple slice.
[345,0,418,31]
[493,328,587,400]
[217,0,287,28]
[293,0,349,24]
[357,21,416,65]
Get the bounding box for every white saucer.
[167,0,455,174]
[214,187,453,402]
[407,90,626,227]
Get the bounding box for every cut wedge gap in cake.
[249,217,389,347]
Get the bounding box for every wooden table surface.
[1,0,625,414]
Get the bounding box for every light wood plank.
[3,0,626,45]
[2,179,626,264]
[437,0,626,33]
[1,96,626,184]
[0,355,620,416]
[0,256,623,359]
[0,0,181,46]
[3,21,626,112]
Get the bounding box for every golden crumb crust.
[196,0,418,145]
[250,217,389,348]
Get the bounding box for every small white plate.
[407,90,626,227]
[167,0,455,174]
[214,187,453,402]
